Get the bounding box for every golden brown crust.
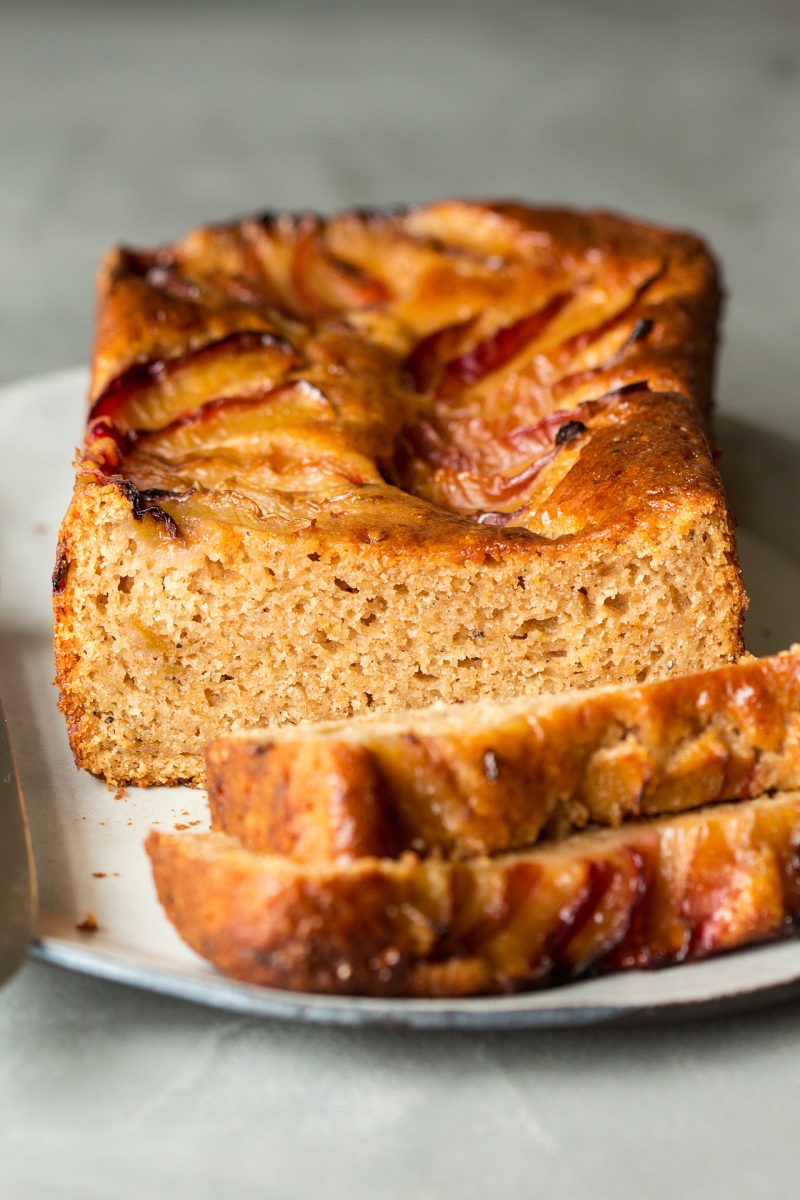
[146,790,800,997]
[206,651,800,861]
[90,202,721,414]
[54,200,745,786]
[209,739,399,863]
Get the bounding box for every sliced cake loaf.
[54,201,744,786]
[205,651,800,861]
[147,789,800,997]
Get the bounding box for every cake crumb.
[76,913,99,933]
[92,872,107,878]
[114,786,127,801]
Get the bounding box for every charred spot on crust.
[112,247,174,283]
[255,208,323,234]
[602,379,650,401]
[246,741,272,757]
[114,479,181,538]
[52,545,71,594]
[555,419,588,447]
[627,317,654,346]
[350,203,412,223]
[253,210,280,229]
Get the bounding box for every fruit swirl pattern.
[80,201,721,539]
[147,790,800,998]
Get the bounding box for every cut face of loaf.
[206,651,800,861]
[53,201,745,786]
[146,790,800,998]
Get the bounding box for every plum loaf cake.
[205,651,800,861]
[53,200,746,786]
[147,790,800,997]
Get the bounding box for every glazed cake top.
[80,200,724,555]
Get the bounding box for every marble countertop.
[2,2,800,1196]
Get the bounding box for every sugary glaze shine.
[205,651,800,861]
[147,790,800,997]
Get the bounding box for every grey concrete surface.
[2,2,800,1197]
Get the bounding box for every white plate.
[4,367,800,1029]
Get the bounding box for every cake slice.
[146,789,800,997]
[54,201,745,786]
[206,651,800,861]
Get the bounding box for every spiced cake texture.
[205,651,800,861]
[147,789,800,997]
[53,201,745,786]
